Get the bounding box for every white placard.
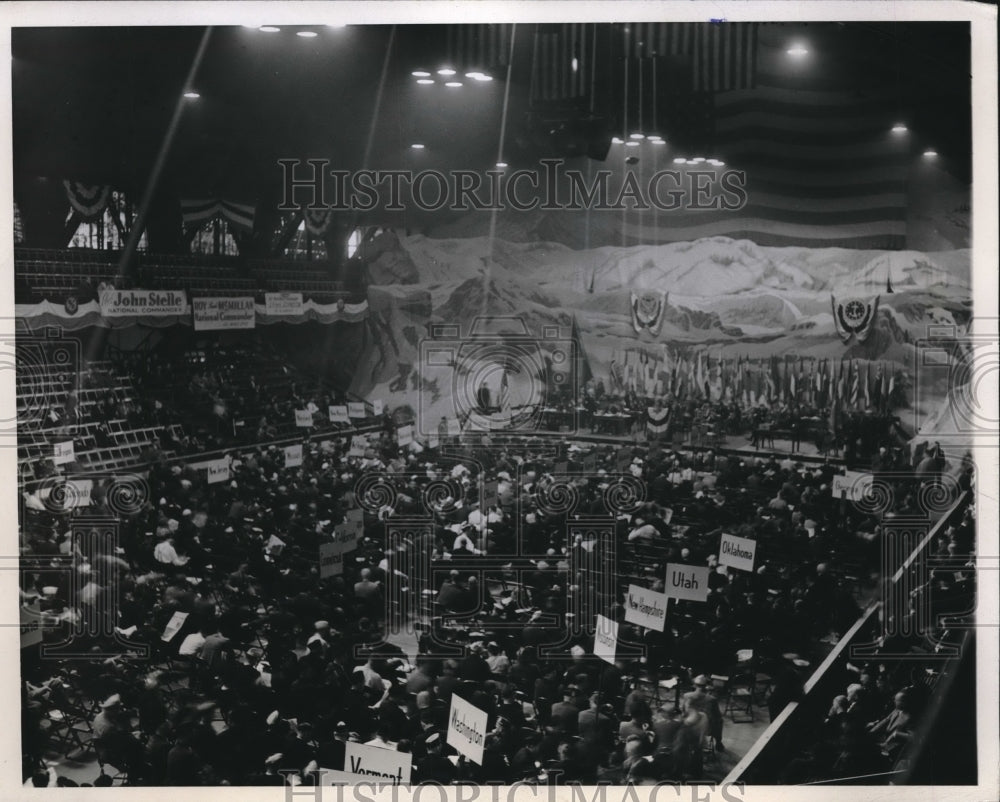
[348,435,367,457]
[446,418,461,436]
[447,694,488,765]
[100,288,187,317]
[594,613,619,664]
[397,425,414,447]
[345,507,365,535]
[343,741,412,785]
[53,440,75,465]
[295,409,313,428]
[319,541,343,578]
[372,400,384,416]
[719,533,757,572]
[64,479,92,509]
[161,611,189,642]
[831,470,873,501]
[664,563,711,602]
[192,296,255,330]
[329,405,350,424]
[334,523,359,554]
[206,458,231,484]
[428,433,440,449]
[348,402,366,418]
[264,291,304,316]
[284,444,304,468]
[624,585,668,632]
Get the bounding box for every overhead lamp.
[183,91,200,99]
[416,79,435,85]
[496,162,508,168]
[891,123,908,133]
[611,137,624,144]
[787,45,808,56]
[673,157,686,164]
[412,70,431,77]
[296,31,318,38]
[923,149,938,157]
[445,82,463,88]
[437,68,456,76]
[651,139,666,146]
[411,143,425,150]
[629,133,644,140]
[691,157,706,163]
[259,26,280,33]
[625,141,639,148]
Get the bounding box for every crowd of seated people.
[18,410,973,787]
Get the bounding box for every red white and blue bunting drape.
[302,207,334,237]
[180,198,256,233]
[64,181,111,221]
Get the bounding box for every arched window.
[67,190,148,251]
[189,218,239,256]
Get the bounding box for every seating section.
[14,247,350,302]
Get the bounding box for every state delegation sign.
[664,563,710,602]
[594,613,619,664]
[624,584,668,631]
[447,694,488,765]
[718,533,757,572]
[831,470,873,502]
[342,742,412,785]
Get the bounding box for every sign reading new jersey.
[284,444,303,468]
[206,458,231,484]
[53,440,75,465]
[100,289,187,317]
[343,741,412,785]
[664,563,710,602]
[264,291,304,316]
[192,296,255,330]
[594,613,619,664]
[831,470,874,502]
[719,533,757,572]
[624,585,668,632]
[447,694,488,765]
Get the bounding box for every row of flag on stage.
[609,348,900,413]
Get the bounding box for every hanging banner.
[347,402,366,419]
[319,541,344,578]
[206,458,231,484]
[831,470,873,501]
[342,741,412,785]
[594,614,619,665]
[295,410,313,428]
[630,290,668,336]
[664,563,710,602]
[397,425,414,447]
[53,440,75,466]
[719,533,757,572]
[161,611,189,642]
[831,295,880,344]
[372,400,384,416]
[100,289,188,317]
[64,181,110,220]
[447,694,489,765]
[329,405,350,424]
[192,297,256,331]
[285,444,304,468]
[264,292,305,316]
[624,585,669,632]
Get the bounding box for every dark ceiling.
[11,22,973,204]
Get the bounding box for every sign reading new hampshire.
[624,585,668,632]
[192,297,255,330]
[718,533,757,572]
[100,289,187,317]
[448,694,488,765]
